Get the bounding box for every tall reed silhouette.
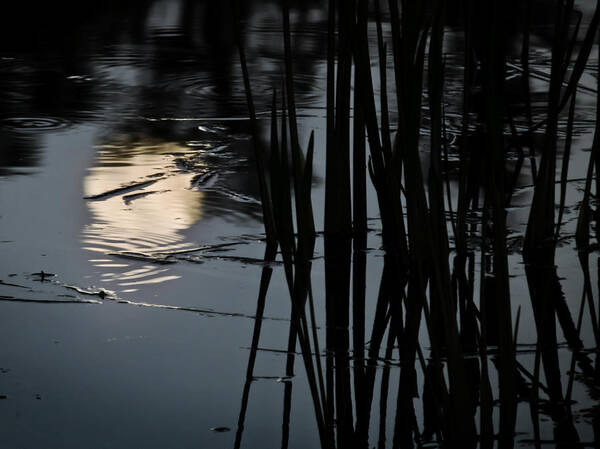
[232,0,600,447]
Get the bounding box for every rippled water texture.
[0,1,599,448]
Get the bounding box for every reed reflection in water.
[233,0,600,448]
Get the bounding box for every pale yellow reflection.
[82,139,207,285]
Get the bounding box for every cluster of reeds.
[231,0,600,447]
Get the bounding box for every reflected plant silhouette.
[233,0,600,448]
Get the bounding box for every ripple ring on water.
[1,117,70,131]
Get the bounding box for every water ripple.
[1,117,69,132]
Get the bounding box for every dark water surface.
[0,1,599,448]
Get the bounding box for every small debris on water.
[31,271,56,281]
[0,395,7,400]
[64,285,111,299]
[210,427,231,433]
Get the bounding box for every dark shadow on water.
[234,0,600,448]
